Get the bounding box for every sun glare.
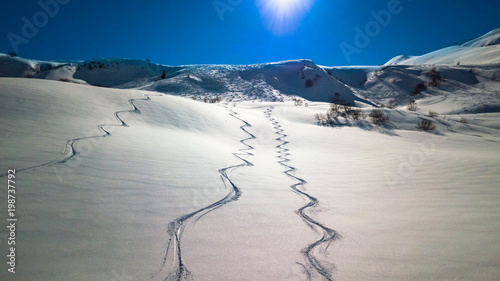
[257,0,315,36]
[276,0,294,7]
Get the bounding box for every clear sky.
[1,0,500,66]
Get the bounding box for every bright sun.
[276,0,294,6]
[257,0,315,35]
[273,0,301,13]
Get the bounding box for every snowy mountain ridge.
[0,55,367,104]
[385,28,500,65]
[462,28,500,47]
[1,28,500,114]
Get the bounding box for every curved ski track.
[264,106,340,281]
[158,106,255,281]
[0,94,156,178]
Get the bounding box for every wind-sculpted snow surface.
[158,106,255,281]
[1,76,500,280]
[265,107,340,280]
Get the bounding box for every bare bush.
[341,104,352,112]
[426,68,442,87]
[416,119,436,131]
[203,96,221,103]
[411,82,426,96]
[349,108,366,120]
[293,98,303,106]
[459,117,468,124]
[315,113,337,125]
[315,113,325,122]
[330,92,346,105]
[428,111,439,118]
[387,100,398,109]
[328,103,339,115]
[369,109,388,124]
[315,93,365,125]
[407,100,418,111]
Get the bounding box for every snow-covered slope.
[0,78,250,280]
[1,76,500,281]
[136,60,368,104]
[0,55,64,78]
[353,64,500,112]
[0,55,369,104]
[386,28,500,65]
[1,28,500,281]
[462,28,500,47]
[0,55,183,86]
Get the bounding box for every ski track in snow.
[264,106,340,281]
[0,94,156,179]
[158,104,255,281]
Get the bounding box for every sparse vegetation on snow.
[407,100,418,111]
[369,109,388,124]
[416,119,436,131]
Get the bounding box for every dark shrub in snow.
[305,79,313,88]
[369,109,388,124]
[416,119,436,131]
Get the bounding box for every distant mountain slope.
[0,55,183,87]
[462,28,500,47]
[0,55,369,104]
[386,28,500,65]
[2,28,500,105]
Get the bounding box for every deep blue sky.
[1,0,499,66]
